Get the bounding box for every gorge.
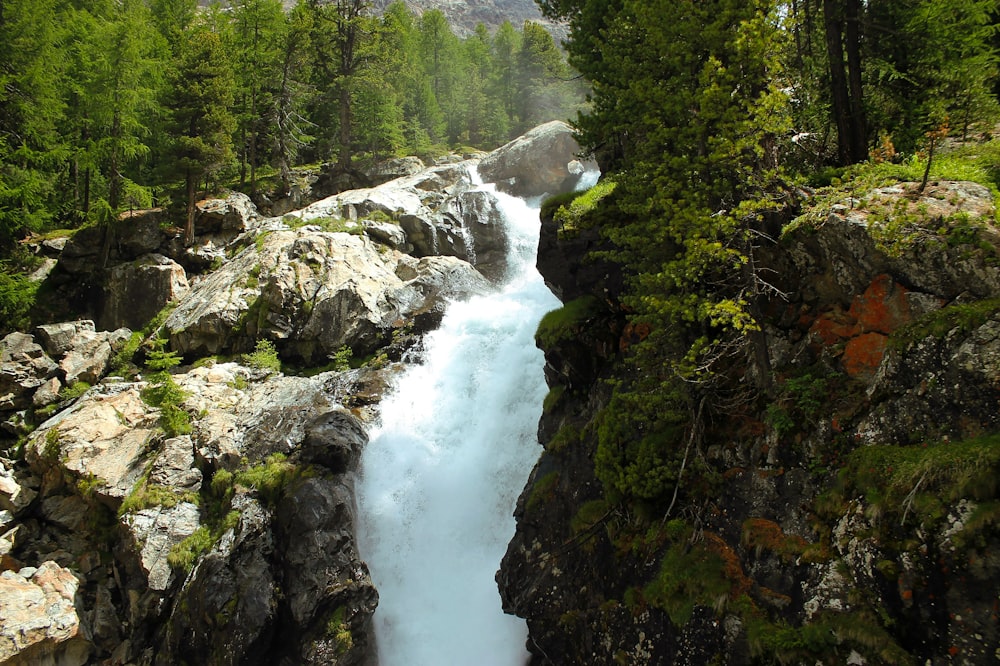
[2,118,1000,665]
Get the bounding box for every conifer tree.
[166,26,235,246]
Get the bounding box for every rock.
[195,192,257,236]
[100,254,189,331]
[0,561,90,666]
[299,410,368,474]
[122,501,200,591]
[0,460,37,514]
[362,156,426,185]
[117,209,167,258]
[477,120,597,197]
[34,321,95,360]
[362,219,410,251]
[58,329,130,387]
[149,436,202,492]
[31,377,62,409]
[277,477,378,665]
[165,228,489,364]
[0,333,58,411]
[26,385,156,503]
[158,494,276,666]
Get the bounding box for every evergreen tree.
[515,20,569,133]
[166,26,235,246]
[272,1,315,190]
[229,0,284,192]
[0,0,68,245]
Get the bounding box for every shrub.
[244,339,281,373]
[536,296,602,348]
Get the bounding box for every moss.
[41,428,61,462]
[547,179,617,239]
[234,452,312,507]
[167,526,214,572]
[325,606,354,656]
[58,381,91,401]
[546,424,580,454]
[888,297,1000,351]
[740,518,808,562]
[119,476,199,517]
[747,610,912,665]
[843,433,1000,529]
[536,295,602,348]
[570,498,610,537]
[542,385,565,413]
[526,471,559,512]
[642,530,750,625]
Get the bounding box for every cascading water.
[356,169,572,665]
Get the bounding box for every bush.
[244,339,281,373]
[0,269,39,335]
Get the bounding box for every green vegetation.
[243,339,281,373]
[535,296,602,348]
[889,298,1000,351]
[139,343,191,437]
[0,0,583,253]
[549,179,617,239]
[325,606,354,656]
[58,381,92,402]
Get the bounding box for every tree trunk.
[184,168,196,247]
[844,0,867,162]
[823,0,854,165]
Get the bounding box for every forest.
[531,0,1000,508]
[0,0,581,260]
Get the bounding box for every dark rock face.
[500,181,1000,664]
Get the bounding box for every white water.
[356,173,563,665]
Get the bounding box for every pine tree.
[166,26,235,246]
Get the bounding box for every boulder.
[34,321,96,359]
[0,459,37,514]
[477,120,597,197]
[26,385,157,503]
[0,561,90,666]
[165,229,489,364]
[117,209,166,258]
[0,333,58,411]
[122,502,200,591]
[58,328,130,387]
[361,156,426,185]
[195,192,257,236]
[157,494,277,666]
[100,254,189,331]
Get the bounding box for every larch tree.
[166,26,235,246]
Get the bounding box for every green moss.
[119,477,199,517]
[536,295,602,348]
[542,385,565,413]
[842,433,1000,531]
[167,526,214,572]
[526,471,559,512]
[234,452,311,506]
[41,428,61,462]
[59,381,91,401]
[324,606,354,655]
[548,179,617,239]
[642,528,748,625]
[889,297,1000,351]
[747,610,912,665]
[570,498,610,536]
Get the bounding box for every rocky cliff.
[499,176,1000,664]
[0,121,588,665]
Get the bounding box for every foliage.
[140,343,192,437]
[59,381,92,402]
[889,298,1000,351]
[234,452,308,506]
[0,269,40,334]
[243,338,281,373]
[535,296,602,348]
[325,606,354,656]
[166,525,213,572]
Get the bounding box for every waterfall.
[355,170,560,665]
